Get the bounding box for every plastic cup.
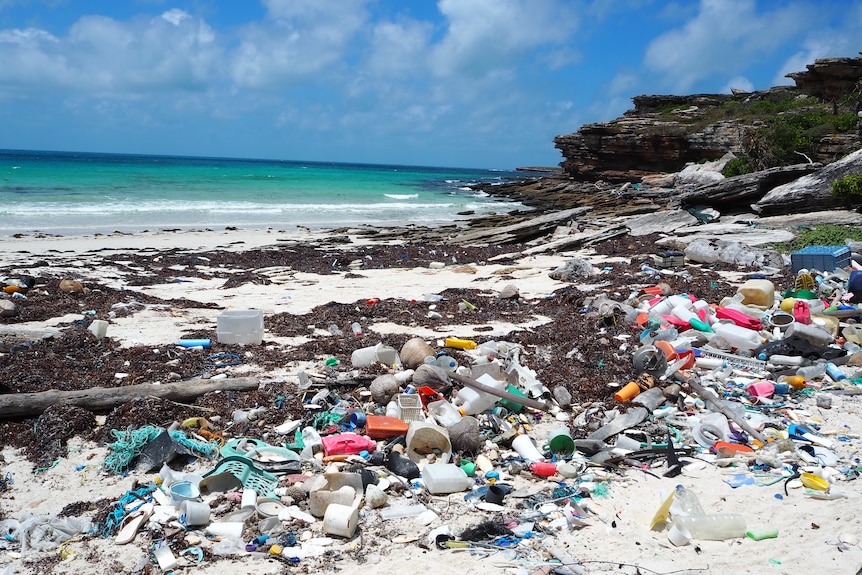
[178,500,211,527]
[323,503,360,538]
[614,381,642,402]
[241,488,257,509]
[543,426,575,455]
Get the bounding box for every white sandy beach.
[2,227,862,575]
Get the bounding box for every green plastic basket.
[202,456,278,498]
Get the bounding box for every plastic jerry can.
[736,279,775,309]
[420,463,473,494]
[427,399,463,427]
[321,433,376,457]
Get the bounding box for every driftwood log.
[451,206,592,245]
[0,376,260,418]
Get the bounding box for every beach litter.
[3,240,862,574]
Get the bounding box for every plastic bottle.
[435,355,458,372]
[825,362,847,381]
[796,363,826,381]
[444,337,477,350]
[351,322,362,336]
[671,485,706,516]
[673,514,747,541]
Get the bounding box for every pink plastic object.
[793,300,811,325]
[747,381,775,399]
[321,433,376,457]
[715,307,762,330]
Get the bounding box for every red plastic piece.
[793,300,811,325]
[530,462,558,477]
[364,415,409,439]
[661,314,691,330]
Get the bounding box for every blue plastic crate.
[791,245,851,273]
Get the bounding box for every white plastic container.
[649,294,693,318]
[785,322,833,346]
[452,373,506,415]
[736,279,775,309]
[427,399,462,427]
[217,309,264,345]
[406,421,452,463]
[420,463,473,494]
[712,322,762,351]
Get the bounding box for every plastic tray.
[791,245,851,273]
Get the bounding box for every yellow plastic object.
[779,298,796,313]
[794,272,816,293]
[800,472,829,491]
[444,337,477,350]
[650,490,675,530]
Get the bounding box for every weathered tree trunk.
[0,377,260,418]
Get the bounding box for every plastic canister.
[452,373,506,415]
[736,279,774,309]
[711,322,762,351]
[321,433,376,457]
[420,463,473,494]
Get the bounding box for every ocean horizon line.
[0,147,524,174]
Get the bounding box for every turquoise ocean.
[0,149,534,236]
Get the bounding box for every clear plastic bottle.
[671,485,706,516]
[673,513,747,540]
[796,363,826,381]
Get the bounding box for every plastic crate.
[790,245,851,273]
[652,251,685,269]
[201,456,278,498]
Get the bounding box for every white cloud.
[608,71,639,97]
[366,19,433,77]
[230,0,369,88]
[0,11,220,99]
[721,76,754,94]
[430,0,578,78]
[643,0,813,93]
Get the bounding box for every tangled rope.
[101,485,156,538]
[103,426,220,475]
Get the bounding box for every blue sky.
[0,0,860,169]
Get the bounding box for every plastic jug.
[712,322,762,351]
[736,279,775,309]
[452,373,506,415]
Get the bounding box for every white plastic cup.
[323,503,360,538]
[241,488,257,510]
[178,500,211,527]
[511,434,544,461]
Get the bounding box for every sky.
[0,0,860,169]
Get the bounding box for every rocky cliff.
[553,54,862,182]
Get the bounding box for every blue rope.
[102,485,156,538]
[103,426,220,475]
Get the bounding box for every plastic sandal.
[115,502,154,545]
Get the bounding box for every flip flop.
[115,502,154,545]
